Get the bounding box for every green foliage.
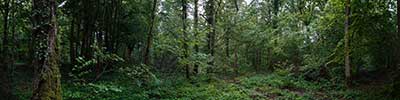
[63,82,125,100]
[118,64,159,87]
[69,45,124,82]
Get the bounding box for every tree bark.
[70,17,76,65]
[393,0,400,97]
[344,0,352,87]
[81,0,95,59]
[272,0,279,29]
[234,46,239,76]
[0,0,16,99]
[31,0,62,99]
[396,0,400,69]
[2,0,9,53]
[206,0,216,66]
[181,0,190,79]
[194,0,200,74]
[144,0,157,65]
[233,0,240,75]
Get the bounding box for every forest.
[0,0,399,99]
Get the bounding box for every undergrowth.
[16,71,396,100]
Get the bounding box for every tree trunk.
[182,0,190,79]
[144,0,157,65]
[194,0,200,74]
[70,17,76,65]
[75,8,82,57]
[126,47,132,61]
[2,0,9,53]
[395,0,400,69]
[81,0,95,60]
[272,0,279,29]
[292,50,300,75]
[393,0,400,97]
[0,0,16,99]
[267,47,274,71]
[234,46,239,76]
[206,0,216,66]
[105,1,112,52]
[232,0,240,75]
[344,0,352,87]
[226,37,230,58]
[0,64,14,99]
[31,0,62,99]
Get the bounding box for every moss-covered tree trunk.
[344,0,352,87]
[31,0,62,100]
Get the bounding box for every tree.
[206,0,216,66]
[181,0,190,79]
[396,0,400,68]
[0,0,16,99]
[1,0,11,53]
[394,0,400,97]
[81,0,99,60]
[69,11,76,65]
[344,0,351,86]
[65,0,80,66]
[144,0,158,65]
[193,0,200,74]
[31,0,61,99]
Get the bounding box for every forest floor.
[13,68,396,100]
